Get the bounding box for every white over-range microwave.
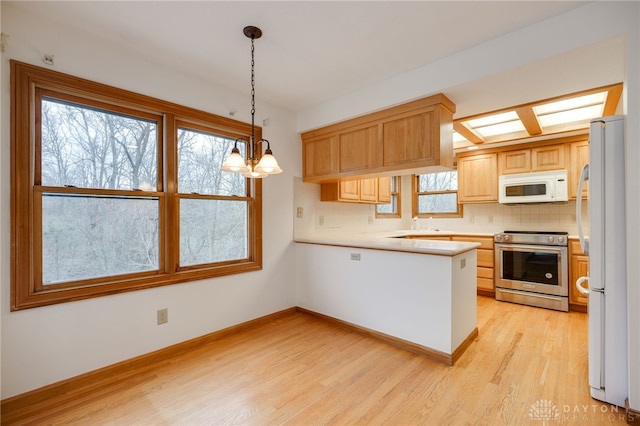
[498,170,569,204]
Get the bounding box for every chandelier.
[221,26,283,178]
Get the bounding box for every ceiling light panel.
[466,111,519,128]
[533,92,606,115]
[475,120,526,137]
[537,104,604,127]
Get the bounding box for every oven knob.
[504,235,511,242]
[558,236,565,243]
[548,236,554,243]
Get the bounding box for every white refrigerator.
[576,115,628,407]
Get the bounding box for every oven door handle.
[495,243,565,254]
[576,276,590,295]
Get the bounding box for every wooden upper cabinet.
[569,139,589,200]
[339,179,360,201]
[382,109,435,166]
[339,125,379,172]
[303,135,339,179]
[457,153,498,203]
[531,144,565,171]
[301,94,455,183]
[499,149,530,174]
[498,143,565,175]
[320,177,389,204]
[359,178,379,202]
[377,176,392,204]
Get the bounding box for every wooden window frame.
[375,176,401,219]
[411,171,463,219]
[10,60,263,310]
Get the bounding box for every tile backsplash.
[294,176,588,237]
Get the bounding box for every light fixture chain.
[250,37,256,158]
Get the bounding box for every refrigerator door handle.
[576,276,590,295]
[576,163,590,255]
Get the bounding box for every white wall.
[0,4,298,398]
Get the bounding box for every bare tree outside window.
[40,98,160,284]
[413,171,462,217]
[177,127,249,265]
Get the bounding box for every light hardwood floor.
[3,297,630,425]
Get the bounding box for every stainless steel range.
[494,230,569,312]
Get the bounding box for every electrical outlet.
[469,215,475,224]
[157,308,168,325]
[296,207,303,218]
[488,216,493,224]
[318,215,324,227]
[350,253,361,261]
[368,215,374,224]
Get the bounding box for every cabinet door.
[382,109,436,166]
[569,239,589,309]
[477,268,495,292]
[339,180,360,201]
[458,153,498,203]
[499,149,530,174]
[570,254,589,307]
[569,140,589,200]
[339,125,379,173]
[359,178,378,202]
[377,176,392,203]
[531,144,565,171]
[303,135,339,179]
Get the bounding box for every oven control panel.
[494,231,568,246]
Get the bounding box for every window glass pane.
[41,98,158,191]
[418,171,457,192]
[376,195,397,214]
[418,193,458,214]
[180,199,248,266]
[42,194,159,284]
[178,128,246,196]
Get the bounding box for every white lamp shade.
[241,164,268,178]
[221,151,249,173]
[254,154,283,175]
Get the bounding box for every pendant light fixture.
[221,26,283,178]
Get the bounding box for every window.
[11,61,262,310]
[412,170,462,218]
[375,176,401,218]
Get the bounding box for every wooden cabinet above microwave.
[301,94,456,183]
[498,143,566,175]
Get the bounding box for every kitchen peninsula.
[295,232,480,365]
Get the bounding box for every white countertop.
[295,230,481,256]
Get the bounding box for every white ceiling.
[9,1,623,119]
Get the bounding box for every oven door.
[495,243,568,297]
